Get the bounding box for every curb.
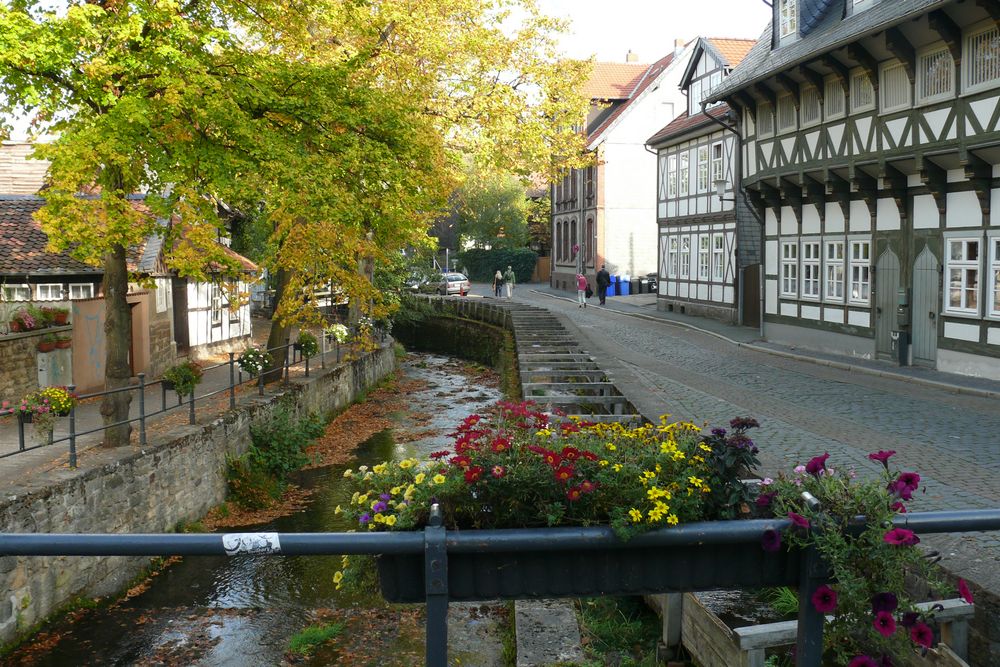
[527,289,1000,401]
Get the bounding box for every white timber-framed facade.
[710,0,1000,380]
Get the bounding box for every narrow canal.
[7,352,504,667]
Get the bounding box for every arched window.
[586,218,595,263]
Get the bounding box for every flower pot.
[37,341,56,353]
[376,527,800,603]
[52,312,68,326]
[9,320,21,333]
[55,339,72,349]
[293,342,303,351]
[162,379,176,391]
[19,411,33,424]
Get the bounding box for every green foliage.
[577,597,662,667]
[287,622,345,655]
[163,360,204,396]
[455,247,538,283]
[698,418,762,519]
[226,455,284,509]
[295,330,319,358]
[453,168,531,249]
[766,586,799,616]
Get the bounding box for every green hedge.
[455,248,538,283]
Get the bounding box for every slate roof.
[646,104,734,147]
[709,0,953,101]
[0,198,99,276]
[587,51,680,147]
[583,62,651,100]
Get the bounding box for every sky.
[536,0,772,63]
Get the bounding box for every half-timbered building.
[647,38,758,324]
[710,0,1000,379]
[551,44,693,292]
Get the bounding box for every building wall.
[0,329,72,402]
[185,279,252,357]
[0,142,48,195]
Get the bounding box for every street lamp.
[714,179,735,204]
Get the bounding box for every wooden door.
[911,246,939,367]
[741,264,760,328]
[874,248,900,359]
[171,277,189,352]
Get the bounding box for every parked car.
[437,272,471,296]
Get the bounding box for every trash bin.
[631,278,642,294]
[620,275,631,296]
[646,273,658,294]
[891,330,910,366]
[612,275,620,296]
[639,278,648,293]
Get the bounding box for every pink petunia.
[958,579,974,605]
[883,528,920,546]
[910,621,934,648]
[788,511,810,530]
[873,611,897,637]
[811,585,837,613]
[848,657,879,667]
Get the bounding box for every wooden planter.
[377,535,800,603]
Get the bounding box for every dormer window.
[779,0,797,39]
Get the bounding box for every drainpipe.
[701,100,765,337]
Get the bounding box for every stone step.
[514,599,585,667]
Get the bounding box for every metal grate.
[918,47,954,102]
[801,86,821,126]
[824,79,844,119]
[967,26,1000,90]
[850,70,874,112]
[880,62,910,112]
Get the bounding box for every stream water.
[8,353,502,667]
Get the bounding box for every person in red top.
[576,273,589,308]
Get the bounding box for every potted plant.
[336,403,784,601]
[37,333,57,353]
[238,346,272,377]
[46,306,69,326]
[162,360,204,396]
[10,308,36,332]
[55,335,72,349]
[19,386,76,434]
[293,330,319,357]
[324,322,349,344]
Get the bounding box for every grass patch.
[766,586,799,616]
[577,597,662,667]
[500,601,517,666]
[288,621,345,655]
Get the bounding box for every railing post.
[796,492,825,667]
[17,411,25,452]
[228,352,236,410]
[161,382,167,413]
[305,353,309,378]
[284,338,290,382]
[68,385,77,468]
[188,389,196,425]
[321,332,326,370]
[137,373,147,448]
[424,503,448,667]
[258,369,264,397]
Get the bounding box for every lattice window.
[680,237,691,278]
[966,25,1000,91]
[668,237,679,278]
[697,146,709,193]
[667,155,677,198]
[824,241,845,301]
[849,240,871,304]
[781,242,798,297]
[917,46,954,103]
[801,86,821,126]
[779,0,797,39]
[825,78,845,119]
[69,283,94,300]
[1,284,30,301]
[777,94,796,132]
[801,242,821,299]
[712,234,725,281]
[757,103,775,137]
[880,62,911,113]
[698,235,711,280]
[210,283,223,325]
[711,143,724,188]
[946,238,980,314]
[991,237,1000,317]
[35,283,63,301]
[678,152,689,197]
[850,70,875,112]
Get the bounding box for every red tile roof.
[583,62,651,100]
[646,104,734,146]
[704,38,756,68]
[587,51,680,146]
[0,198,99,275]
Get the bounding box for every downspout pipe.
[701,100,765,336]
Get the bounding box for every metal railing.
[0,328,362,466]
[1,505,998,666]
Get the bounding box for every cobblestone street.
[491,285,1000,613]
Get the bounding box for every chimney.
[626,50,638,63]
[674,38,686,56]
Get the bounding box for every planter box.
[377,535,799,603]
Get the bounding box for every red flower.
[761,529,782,553]
[805,452,830,476]
[560,446,580,460]
[910,621,934,648]
[491,465,506,479]
[873,611,896,637]
[580,451,599,461]
[788,512,810,530]
[867,450,897,468]
[554,465,574,483]
[811,585,837,613]
[527,445,549,455]
[449,455,472,468]
[544,452,562,468]
[849,657,879,667]
[464,466,484,483]
[896,471,921,491]
[958,579,974,605]
[429,450,451,460]
[579,480,597,494]
[891,501,907,513]
[491,436,511,453]
[566,486,582,502]
[883,528,919,546]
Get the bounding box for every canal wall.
[0,343,396,646]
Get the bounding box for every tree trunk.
[100,244,133,447]
[264,266,291,384]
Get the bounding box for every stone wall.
[0,327,74,403]
[0,343,395,644]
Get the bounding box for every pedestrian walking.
[493,270,504,298]
[596,264,610,306]
[503,265,516,298]
[576,273,589,308]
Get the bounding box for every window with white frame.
[801,86,821,126]
[849,240,871,304]
[228,281,241,323]
[946,238,980,314]
[35,283,63,301]
[698,235,710,280]
[781,242,798,297]
[777,94,796,133]
[880,61,911,113]
[668,237,679,278]
[757,103,775,137]
[801,241,821,299]
[210,283,223,325]
[697,146,709,192]
[917,46,954,104]
[991,237,1000,317]
[850,70,875,112]
[69,283,94,300]
[678,152,689,196]
[712,234,725,281]
[1,284,30,301]
[852,0,873,11]
[711,143,724,187]
[824,241,845,301]
[667,155,677,198]
[825,78,845,119]
[680,237,691,278]
[779,0,797,39]
[689,79,704,116]
[966,25,1000,92]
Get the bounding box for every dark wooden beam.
[821,54,850,90]
[799,65,825,103]
[879,163,909,218]
[779,176,804,223]
[825,170,852,213]
[775,72,800,102]
[803,172,826,223]
[975,0,1000,29]
[849,164,878,219]
[928,10,963,64]
[961,150,992,217]
[847,43,879,89]
[733,91,758,121]
[752,83,777,109]
[885,27,916,84]
[759,180,782,211]
[917,155,947,215]
[745,185,766,217]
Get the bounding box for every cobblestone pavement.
[478,284,1000,611]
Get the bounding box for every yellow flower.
[667,514,679,525]
[334,505,342,514]
[688,476,703,487]
[698,443,713,452]
[385,515,397,526]
[399,459,415,469]
[414,473,426,485]
[672,451,686,461]
[693,455,705,464]
[628,508,643,522]
[390,486,402,495]
[599,460,609,466]
[433,474,447,485]
[605,443,617,451]
[363,472,373,480]
[613,464,623,472]
[342,469,353,478]
[358,465,369,473]
[374,513,385,523]
[333,571,344,585]
[351,492,360,503]
[357,494,369,505]
[404,484,416,501]
[655,463,662,473]
[373,463,387,475]
[396,501,407,511]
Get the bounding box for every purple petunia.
[710,427,727,437]
[761,529,782,553]
[788,511,810,530]
[958,579,974,604]
[871,592,898,613]
[379,493,391,501]
[811,585,838,613]
[897,471,921,491]
[359,513,372,524]
[755,491,776,508]
[848,657,879,667]
[372,501,387,513]
[805,452,830,476]
[888,479,915,501]
[900,611,920,628]
[910,621,934,648]
[867,450,897,468]
[873,611,897,638]
[883,528,920,546]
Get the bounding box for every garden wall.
[0,342,395,645]
[0,326,73,402]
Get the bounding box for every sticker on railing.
[222,533,282,556]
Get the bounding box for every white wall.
[186,280,252,349]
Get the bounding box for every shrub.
[238,346,272,376]
[295,330,319,358]
[324,323,349,344]
[454,247,538,283]
[163,360,204,395]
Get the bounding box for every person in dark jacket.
[596,265,610,306]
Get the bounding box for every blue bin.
[612,276,620,296]
[620,275,631,296]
